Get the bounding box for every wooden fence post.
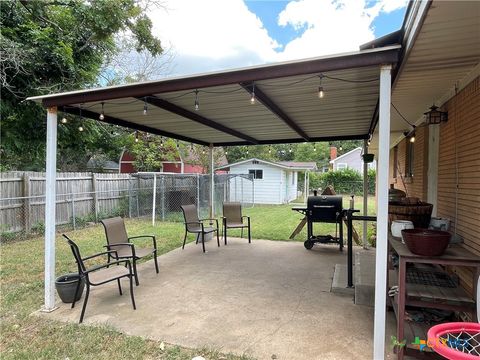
[23,174,31,233]
[92,173,98,222]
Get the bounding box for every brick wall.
[389,125,429,201]
[437,77,480,294]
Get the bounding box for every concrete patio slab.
[39,238,386,360]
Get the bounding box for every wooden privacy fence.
[0,171,151,233]
[0,172,254,234]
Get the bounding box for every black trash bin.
[55,273,85,303]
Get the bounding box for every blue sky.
[245,0,406,50]
[148,0,408,76]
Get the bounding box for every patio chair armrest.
[84,259,132,275]
[128,235,157,250]
[201,218,219,229]
[241,215,250,220]
[103,243,136,258]
[82,250,119,261]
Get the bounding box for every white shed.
[216,158,317,205]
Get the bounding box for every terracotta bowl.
[401,229,451,256]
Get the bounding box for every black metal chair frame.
[181,206,220,253]
[63,234,136,323]
[100,217,159,286]
[222,217,251,245]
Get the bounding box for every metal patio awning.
[28,45,400,146]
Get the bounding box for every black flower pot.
[362,153,375,163]
[55,273,85,303]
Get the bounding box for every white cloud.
[148,0,407,76]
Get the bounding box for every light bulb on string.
[246,149,249,156]
[289,146,292,153]
[143,99,148,115]
[176,140,179,149]
[78,103,84,132]
[313,145,317,152]
[250,82,256,104]
[61,116,67,124]
[190,143,194,151]
[268,146,272,154]
[78,126,84,132]
[135,131,139,143]
[99,102,105,120]
[194,90,199,111]
[410,134,416,143]
[160,137,164,147]
[318,74,325,99]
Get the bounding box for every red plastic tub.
[401,229,451,256]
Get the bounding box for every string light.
[250,82,256,104]
[246,149,249,156]
[313,144,317,152]
[410,133,416,143]
[143,99,148,115]
[135,131,139,143]
[202,148,206,155]
[190,143,194,151]
[78,104,84,132]
[194,90,199,111]
[268,146,272,154]
[160,137,164,147]
[318,74,325,99]
[289,146,292,153]
[99,102,105,120]
[176,140,179,149]
[61,116,67,124]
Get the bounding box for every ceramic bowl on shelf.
[401,229,451,256]
[391,220,414,238]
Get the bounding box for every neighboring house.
[119,148,228,174]
[329,147,376,172]
[216,158,317,205]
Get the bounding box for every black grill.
[305,195,345,250]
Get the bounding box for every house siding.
[228,162,282,204]
[388,76,480,295]
[389,125,428,200]
[332,147,376,173]
[437,77,480,295]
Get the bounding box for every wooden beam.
[63,106,210,146]
[139,96,259,144]
[240,82,309,141]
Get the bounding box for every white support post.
[304,172,307,203]
[373,64,392,359]
[363,139,369,249]
[152,174,157,226]
[209,144,214,218]
[43,106,58,312]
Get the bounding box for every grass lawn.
[0,199,375,359]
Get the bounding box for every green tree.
[0,0,162,171]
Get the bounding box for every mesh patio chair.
[222,202,251,245]
[100,217,158,286]
[181,204,220,253]
[62,234,136,323]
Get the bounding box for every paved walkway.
[42,238,383,360]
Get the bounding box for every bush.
[310,168,376,195]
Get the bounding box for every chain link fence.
[0,172,254,239]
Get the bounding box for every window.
[249,169,263,179]
[337,163,347,170]
[406,140,414,177]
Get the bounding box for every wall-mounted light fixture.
[424,105,448,125]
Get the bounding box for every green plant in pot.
[55,273,85,303]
